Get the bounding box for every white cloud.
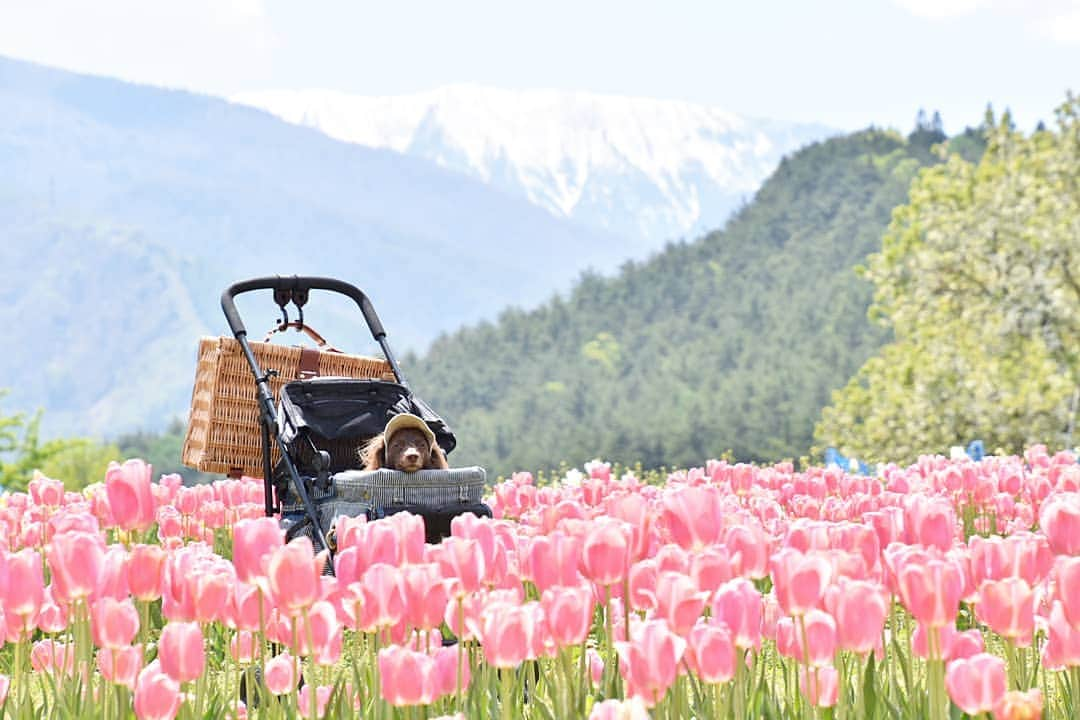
[892,0,987,19]
[893,0,1080,44]
[0,0,277,94]
[1035,3,1080,43]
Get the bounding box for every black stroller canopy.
[280,378,411,443]
[279,377,457,457]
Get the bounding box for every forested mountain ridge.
[409,128,961,475]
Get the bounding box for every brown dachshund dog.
[362,413,448,473]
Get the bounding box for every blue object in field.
[825,447,847,470]
[825,447,871,475]
[966,440,985,461]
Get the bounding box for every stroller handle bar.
[221,276,387,341]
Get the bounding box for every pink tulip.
[992,688,1044,720]
[662,484,725,550]
[432,643,471,699]
[945,652,1007,716]
[977,577,1034,646]
[127,544,166,601]
[36,586,69,633]
[654,571,709,636]
[1043,601,1080,670]
[298,685,333,720]
[134,660,181,720]
[29,473,66,507]
[628,559,659,611]
[796,609,837,666]
[268,537,324,616]
[897,557,964,627]
[4,548,45,625]
[604,492,654,562]
[48,530,104,603]
[588,698,650,720]
[541,584,594,648]
[230,631,256,664]
[1057,556,1080,629]
[295,600,342,666]
[357,563,407,632]
[711,577,763,650]
[685,621,736,683]
[232,517,284,584]
[523,531,583,592]
[949,628,986,660]
[231,581,272,632]
[435,537,486,597]
[378,645,438,706]
[191,563,234,625]
[482,601,539,668]
[615,619,686,707]
[98,644,144,688]
[588,647,605,687]
[690,545,733,594]
[970,534,1053,587]
[771,548,832,616]
[106,459,157,531]
[402,563,449,631]
[450,511,498,577]
[175,486,199,516]
[96,544,132,602]
[828,579,888,654]
[904,495,957,552]
[92,596,140,649]
[581,519,632,587]
[264,652,299,695]
[725,523,770,579]
[158,621,205,683]
[1040,493,1080,556]
[799,664,839,707]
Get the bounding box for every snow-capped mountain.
[232,86,834,244]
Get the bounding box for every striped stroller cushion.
[334,466,487,506]
[281,467,489,548]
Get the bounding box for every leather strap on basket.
[263,321,343,351]
[298,347,321,379]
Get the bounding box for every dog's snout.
[403,448,421,462]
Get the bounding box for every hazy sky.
[0,0,1076,132]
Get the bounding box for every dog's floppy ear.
[362,434,387,471]
[427,443,449,470]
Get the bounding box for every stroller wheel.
[238,665,262,709]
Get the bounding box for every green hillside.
[408,128,970,475]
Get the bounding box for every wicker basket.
[182,336,393,477]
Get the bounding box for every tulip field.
[2,449,1080,719]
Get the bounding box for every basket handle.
[263,321,343,353]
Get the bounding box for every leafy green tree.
[816,95,1080,462]
[0,389,111,492]
[38,439,123,492]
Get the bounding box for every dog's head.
[385,427,435,473]
[362,413,448,472]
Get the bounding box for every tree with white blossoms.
[817,95,1080,463]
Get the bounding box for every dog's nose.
[403,449,421,462]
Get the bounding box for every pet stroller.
[184,276,490,563]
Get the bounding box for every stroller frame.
[221,275,410,556]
